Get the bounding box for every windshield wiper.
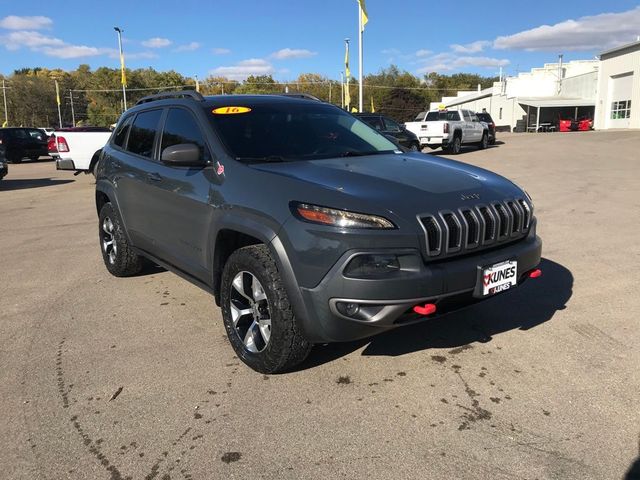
[339,150,394,157]
[235,155,287,163]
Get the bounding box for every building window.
[611,100,631,119]
[499,107,503,120]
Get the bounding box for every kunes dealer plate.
[481,260,518,296]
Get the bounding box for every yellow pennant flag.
[344,78,351,109]
[358,0,368,31]
[120,52,127,87]
[370,96,375,113]
[344,42,350,79]
[55,80,61,106]
[2,120,7,128]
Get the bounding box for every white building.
[430,60,599,132]
[593,40,640,130]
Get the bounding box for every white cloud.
[415,49,433,57]
[1,30,64,50]
[173,42,201,52]
[269,48,317,60]
[209,58,275,80]
[0,15,52,30]
[494,6,640,51]
[41,45,111,59]
[212,47,231,55]
[450,40,491,54]
[381,48,400,55]
[416,53,509,74]
[141,37,172,48]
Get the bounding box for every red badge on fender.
[217,163,225,175]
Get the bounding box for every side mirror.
[161,143,203,166]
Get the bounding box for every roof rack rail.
[135,90,205,106]
[278,93,322,102]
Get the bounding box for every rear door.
[113,109,164,252]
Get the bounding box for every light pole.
[2,78,8,127]
[114,27,127,111]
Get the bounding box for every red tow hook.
[413,303,437,316]
[529,268,542,279]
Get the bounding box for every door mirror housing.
[160,143,204,166]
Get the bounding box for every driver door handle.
[147,172,163,182]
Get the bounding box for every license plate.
[480,260,517,296]
[420,137,428,143]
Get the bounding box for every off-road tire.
[98,202,143,277]
[220,245,312,374]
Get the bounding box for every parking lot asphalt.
[1,131,639,480]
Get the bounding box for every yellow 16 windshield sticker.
[212,106,251,115]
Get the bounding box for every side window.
[113,115,133,148]
[127,109,162,158]
[462,110,472,122]
[383,117,401,132]
[28,129,46,141]
[470,114,479,122]
[361,116,383,131]
[160,108,211,162]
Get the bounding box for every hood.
[249,153,522,217]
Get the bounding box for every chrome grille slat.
[419,198,532,258]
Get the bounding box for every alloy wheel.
[229,271,271,353]
[101,217,117,264]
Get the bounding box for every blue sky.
[1,1,639,81]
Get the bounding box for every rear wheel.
[98,202,143,277]
[409,142,420,152]
[220,245,312,374]
[478,133,488,150]
[450,135,462,154]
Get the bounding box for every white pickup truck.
[404,109,488,154]
[51,130,112,176]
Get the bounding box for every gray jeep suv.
[96,91,542,373]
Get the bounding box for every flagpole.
[358,3,363,113]
[55,80,62,128]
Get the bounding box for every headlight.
[292,202,395,229]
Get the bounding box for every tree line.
[0,65,497,127]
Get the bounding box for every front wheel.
[98,202,143,277]
[409,142,420,152]
[220,245,312,373]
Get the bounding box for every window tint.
[161,108,210,162]
[28,129,46,141]
[13,129,28,139]
[426,111,460,121]
[383,117,401,132]
[113,115,133,148]
[207,103,397,161]
[127,109,162,158]
[360,115,384,130]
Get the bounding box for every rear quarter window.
[113,115,133,148]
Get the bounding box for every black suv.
[96,91,542,373]
[0,128,49,163]
[475,112,496,145]
[354,113,421,151]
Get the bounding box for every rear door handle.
[147,172,163,182]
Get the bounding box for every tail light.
[56,136,69,153]
[443,123,449,134]
[47,136,57,153]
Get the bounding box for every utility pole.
[69,90,76,127]
[2,78,8,127]
[114,27,127,111]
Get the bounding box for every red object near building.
[559,119,572,132]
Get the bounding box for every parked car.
[0,145,7,180]
[475,112,496,145]
[354,113,421,151]
[50,130,112,176]
[96,91,542,373]
[0,127,49,163]
[404,109,489,153]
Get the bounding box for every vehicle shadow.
[0,178,74,191]
[299,258,572,370]
[626,455,640,480]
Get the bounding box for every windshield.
[207,102,398,161]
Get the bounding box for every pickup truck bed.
[51,131,112,175]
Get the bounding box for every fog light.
[336,302,360,317]
[344,254,401,278]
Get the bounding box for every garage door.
[606,72,633,129]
